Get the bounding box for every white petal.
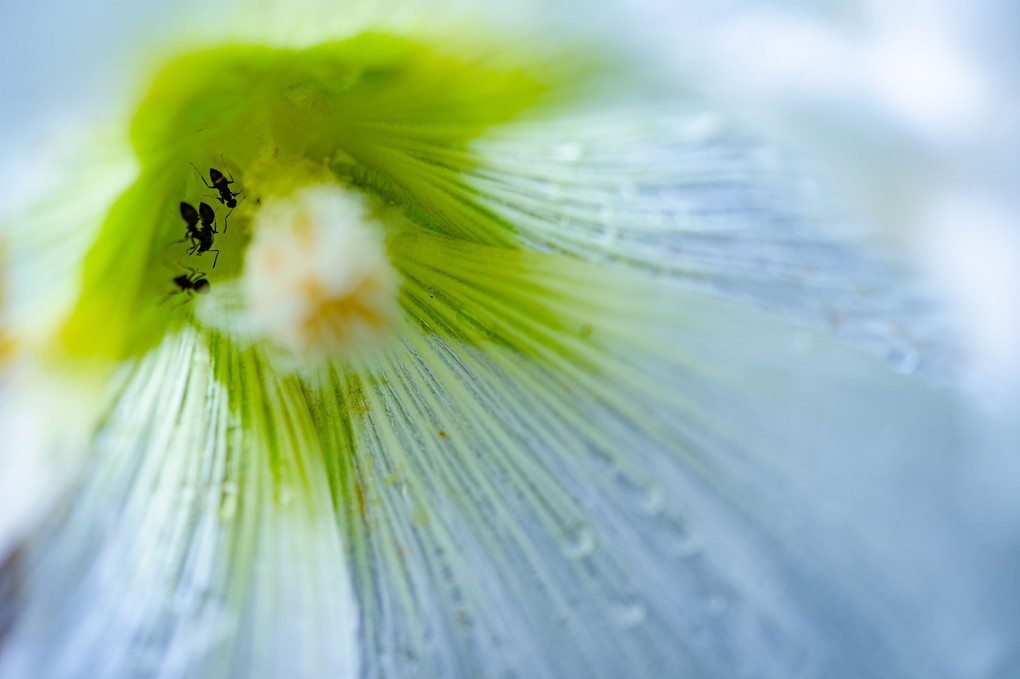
[466,101,960,387]
[1,329,360,678]
[314,231,1006,676]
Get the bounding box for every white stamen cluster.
[242,185,399,359]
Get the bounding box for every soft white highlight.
[242,185,399,359]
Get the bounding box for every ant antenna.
[220,154,235,182]
[191,162,214,190]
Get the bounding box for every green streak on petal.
[390,228,600,364]
[60,34,553,361]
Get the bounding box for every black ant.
[176,201,221,267]
[191,200,231,235]
[191,155,243,209]
[172,268,210,296]
[160,265,210,307]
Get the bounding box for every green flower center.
[58,34,550,362]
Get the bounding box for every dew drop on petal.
[889,342,920,375]
[553,142,584,163]
[670,518,704,559]
[218,483,238,522]
[560,523,597,559]
[276,483,294,508]
[612,600,648,630]
[640,483,665,517]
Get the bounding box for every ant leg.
[172,293,193,310]
[223,208,232,234]
[165,238,188,249]
[210,249,220,268]
[190,163,215,189]
[204,193,222,205]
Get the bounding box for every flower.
[0,1,1014,677]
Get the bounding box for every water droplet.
[276,484,294,507]
[673,527,703,559]
[219,483,238,522]
[554,143,584,162]
[598,224,619,248]
[560,523,597,559]
[613,602,647,629]
[640,484,665,517]
[682,112,721,139]
[614,473,664,517]
[889,343,919,375]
